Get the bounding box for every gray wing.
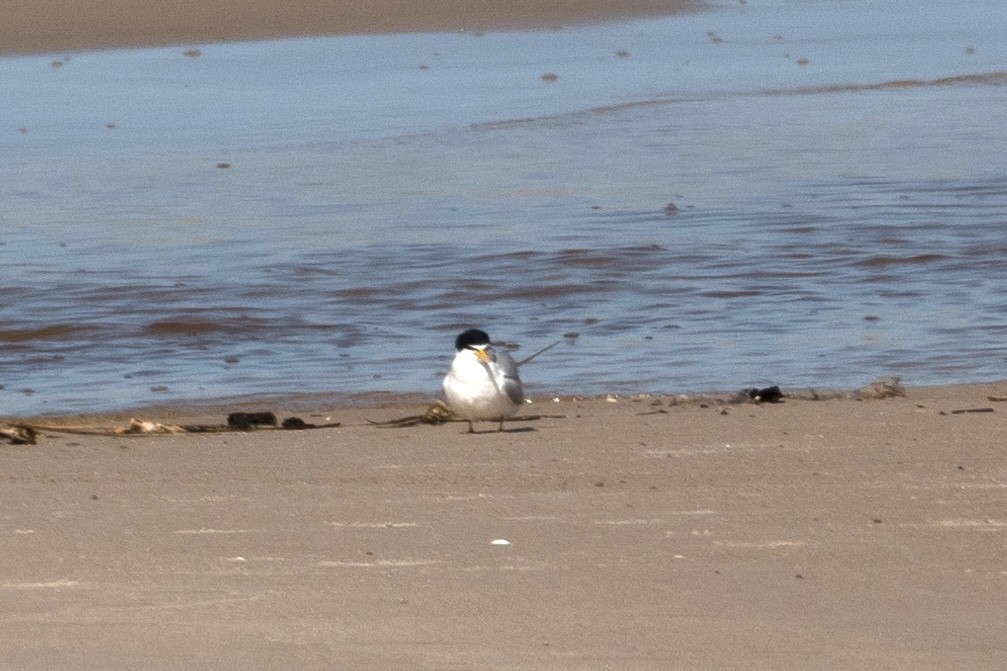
[495,350,524,405]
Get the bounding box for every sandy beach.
[1,0,701,54]
[3,382,1007,669]
[4,0,1007,667]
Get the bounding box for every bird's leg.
[497,419,505,432]
[467,420,475,433]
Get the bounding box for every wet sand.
[2,0,701,54]
[3,382,1007,668]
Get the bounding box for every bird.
[442,328,524,433]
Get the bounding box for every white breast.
[443,348,523,421]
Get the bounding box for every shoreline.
[1,0,703,55]
[4,377,1005,427]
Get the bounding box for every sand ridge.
[1,0,703,54]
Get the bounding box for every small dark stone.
[747,385,783,403]
[227,411,277,429]
[281,417,313,430]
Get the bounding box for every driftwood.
[1,424,37,445]
[856,377,907,400]
[367,400,456,427]
[1,412,342,445]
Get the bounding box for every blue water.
[2,0,1006,416]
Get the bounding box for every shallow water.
[2,0,1007,416]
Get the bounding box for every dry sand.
[3,382,1007,669]
[1,0,702,54]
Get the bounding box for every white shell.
[490,539,511,546]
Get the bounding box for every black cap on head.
[455,328,491,351]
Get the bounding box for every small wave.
[0,324,96,343]
[143,320,226,337]
[507,282,604,300]
[768,71,1007,97]
[552,244,671,271]
[468,72,1007,132]
[141,316,270,338]
[700,289,765,299]
[856,254,951,268]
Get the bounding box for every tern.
[442,328,523,433]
